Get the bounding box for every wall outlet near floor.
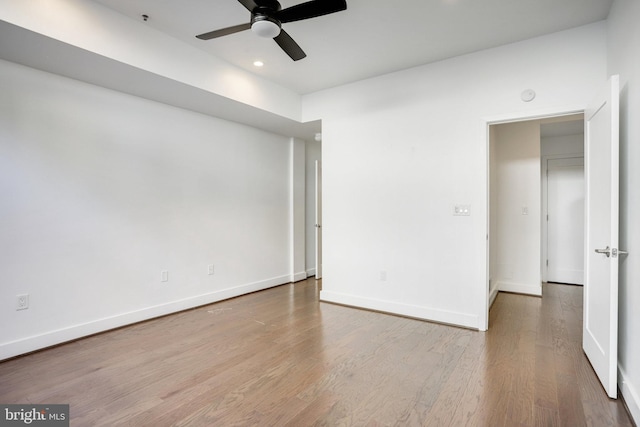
[380,271,388,282]
[208,264,215,275]
[16,294,29,310]
[161,271,169,282]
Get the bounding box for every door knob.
[595,247,629,258]
[595,246,611,257]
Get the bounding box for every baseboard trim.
[0,275,290,361]
[291,271,308,283]
[489,285,499,308]
[306,268,316,277]
[619,365,640,425]
[497,280,542,296]
[319,290,479,329]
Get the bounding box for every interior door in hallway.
[547,157,584,285]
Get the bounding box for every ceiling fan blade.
[237,0,259,12]
[274,30,306,61]
[276,0,347,23]
[196,23,252,40]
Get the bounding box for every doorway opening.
[487,113,584,311]
[541,120,586,286]
[484,76,620,398]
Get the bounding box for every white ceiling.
[93,0,613,94]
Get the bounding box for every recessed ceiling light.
[253,60,264,67]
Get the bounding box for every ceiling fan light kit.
[196,0,347,61]
[251,15,281,38]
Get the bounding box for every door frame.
[315,160,322,279]
[541,153,585,284]
[482,105,585,330]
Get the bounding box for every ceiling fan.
[196,0,347,61]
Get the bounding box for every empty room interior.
[1,0,639,425]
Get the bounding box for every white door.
[547,157,584,285]
[315,161,322,279]
[583,75,620,399]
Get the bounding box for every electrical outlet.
[208,264,215,275]
[380,271,387,282]
[161,271,169,282]
[16,294,29,310]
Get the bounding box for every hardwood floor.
[0,280,634,426]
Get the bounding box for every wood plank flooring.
[0,280,634,426]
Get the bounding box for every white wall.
[290,138,307,282]
[491,121,542,296]
[0,0,301,121]
[0,59,293,359]
[608,0,640,422]
[302,22,607,330]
